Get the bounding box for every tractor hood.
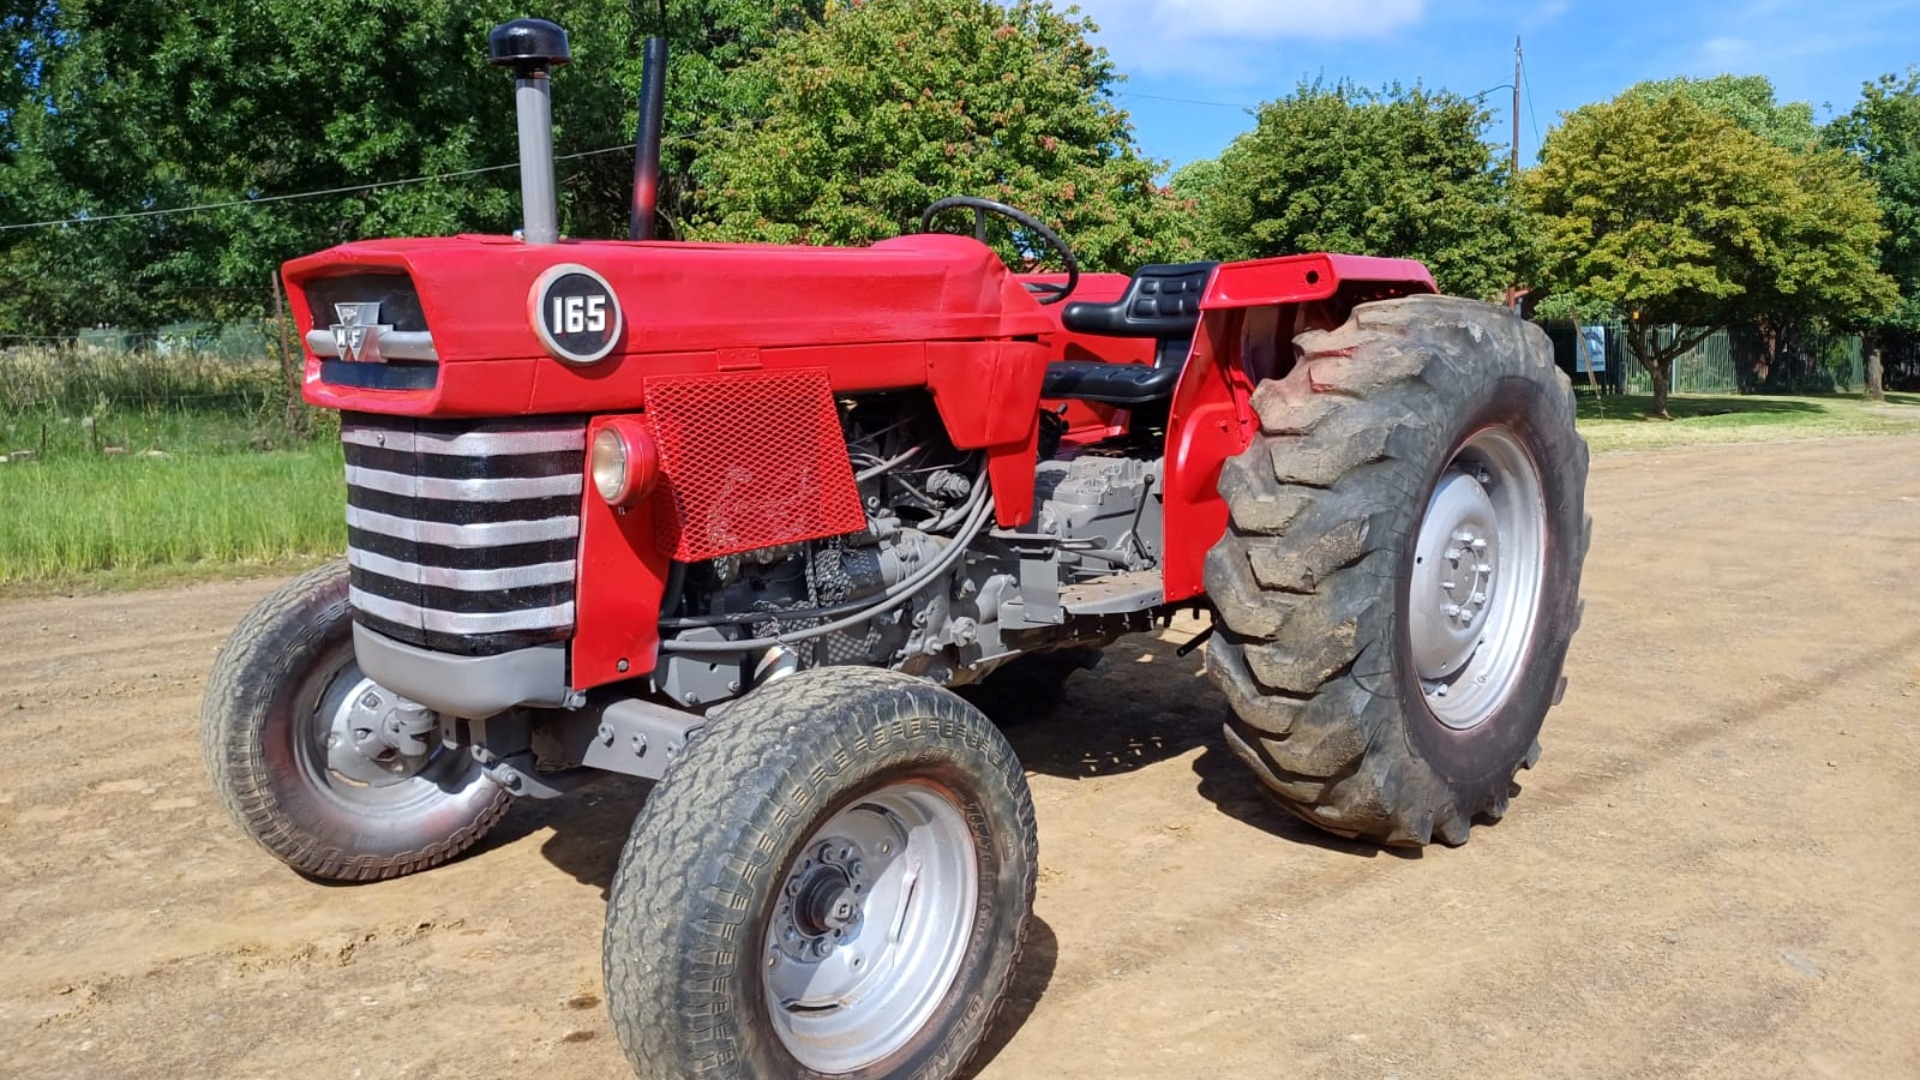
[283,232,1057,418]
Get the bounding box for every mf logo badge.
[531,263,623,365]
[331,302,391,363]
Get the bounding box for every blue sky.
[1068,0,1920,172]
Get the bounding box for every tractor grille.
[646,368,867,561]
[341,413,586,656]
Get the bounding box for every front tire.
[1205,296,1589,846]
[604,668,1036,1080]
[201,561,511,881]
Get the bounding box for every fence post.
[269,271,309,438]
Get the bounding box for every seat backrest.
[1059,262,1219,348]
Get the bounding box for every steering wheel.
[919,195,1080,305]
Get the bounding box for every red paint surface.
[1160,253,1438,600]
[574,414,671,689]
[288,230,1436,674]
[1022,271,1158,442]
[1204,252,1436,311]
[643,368,867,561]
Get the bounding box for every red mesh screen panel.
[645,368,867,561]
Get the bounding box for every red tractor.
[203,20,1587,1080]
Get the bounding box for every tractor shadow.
[472,774,652,896]
[496,626,1403,894]
[959,914,1057,1079]
[987,630,1396,860]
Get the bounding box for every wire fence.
[0,310,319,460]
[1543,322,1869,396]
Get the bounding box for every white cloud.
[1076,0,1425,41]
[1071,0,1428,77]
[1701,36,1755,65]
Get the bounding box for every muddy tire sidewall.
[1391,373,1587,787]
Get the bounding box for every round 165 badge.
[531,263,623,365]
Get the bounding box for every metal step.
[1060,570,1163,616]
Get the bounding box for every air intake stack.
[488,18,571,245]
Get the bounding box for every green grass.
[0,442,345,587]
[1574,390,1920,452]
[2,348,1919,593]
[0,344,322,459]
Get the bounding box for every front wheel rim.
[1408,425,1548,730]
[762,780,979,1074]
[289,643,474,813]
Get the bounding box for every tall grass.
[0,345,344,586]
[0,344,315,458]
[0,443,345,584]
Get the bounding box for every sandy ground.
[2,436,1917,1080]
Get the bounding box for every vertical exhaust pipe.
[629,38,670,241]
[488,18,571,245]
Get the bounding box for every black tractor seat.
[1043,261,1218,407]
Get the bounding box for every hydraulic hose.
[657,461,989,632]
[655,478,995,655]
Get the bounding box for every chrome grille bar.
[347,547,576,591]
[349,587,577,637]
[344,505,579,549]
[341,421,586,457]
[341,412,586,656]
[344,463,583,502]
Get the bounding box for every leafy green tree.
[1193,80,1520,300]
[687,0,1193,272]
[1828,68,1920,400]
[1522,90,1894,417]
[0,0,822,336]
[1625,75,1840,385]
[1624,74,1818,149]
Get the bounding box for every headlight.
[590,418,658,506]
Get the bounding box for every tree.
[1828,68,1920,401]
[1521,90,1894,417]
[686,0,1194,272]
[1192,80,1521,300]
[0,1,824,336]
[1624,74,1818,149]
[1624,76,1835,386]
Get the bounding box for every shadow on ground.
[1575,392,1825,422]
[960,916,1058,1080]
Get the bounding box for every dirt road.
[2,436,1917,1080]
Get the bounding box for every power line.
[1120,82,1516,112]
[1,114,780,235]
[0,141,641,234]
[1116,91,1258,110]
[1519,55,1543,148]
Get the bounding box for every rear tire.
[201,561,511,881]
[604,667,1036,1080]
[1204,296,1589,846]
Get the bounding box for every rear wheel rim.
[762,780,979,1074]
[1408,425,1548,730]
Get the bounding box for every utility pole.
[1512,36,1522,175]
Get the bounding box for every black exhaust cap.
[488,18,571,77]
